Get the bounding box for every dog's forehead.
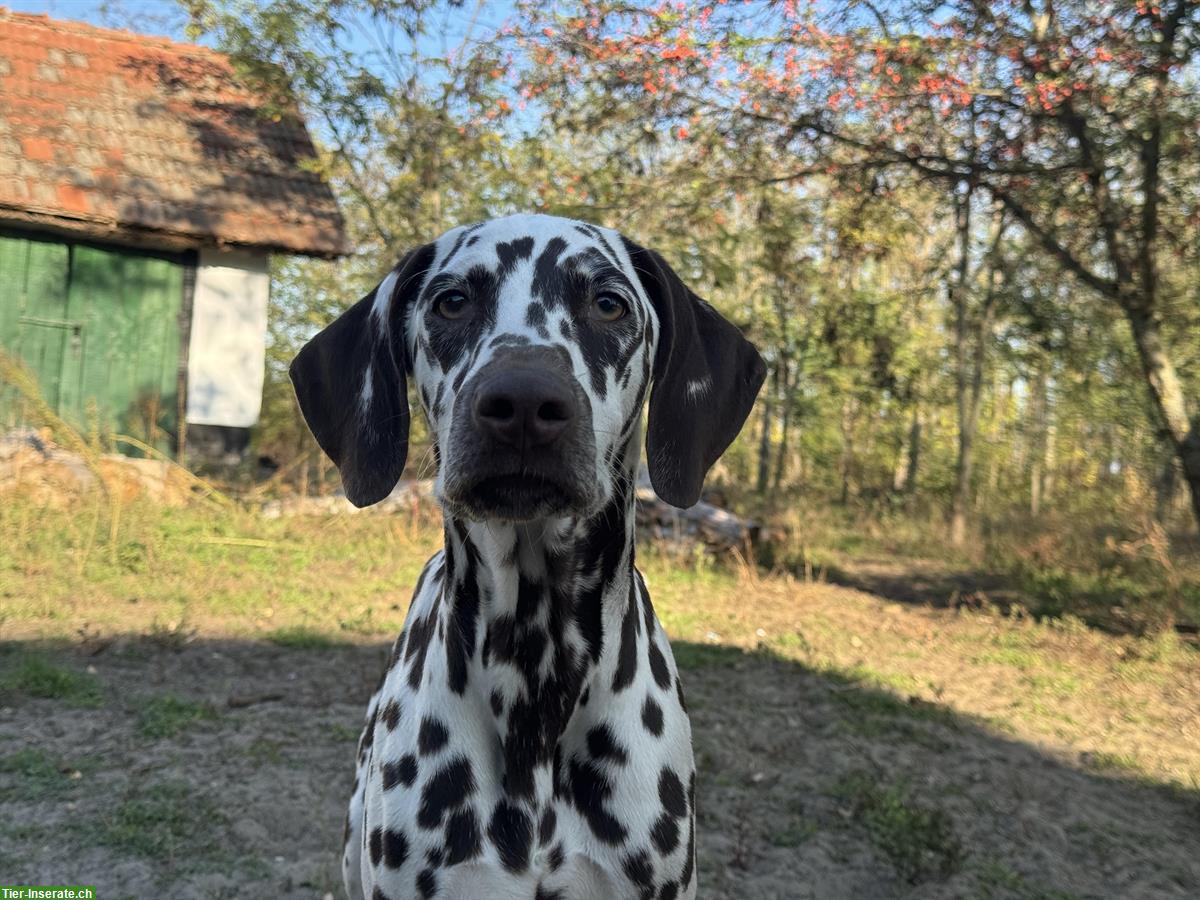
[426,214,632,287]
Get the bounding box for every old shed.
[0,8,346,458]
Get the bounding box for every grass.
[1085,750,1143,775]
[95,781,227,861]
[0,748,83,800]
[671,642,747,670]
[0,491,435,641]
[768,817,819,848]
[824,665,956,730]
[832,772,963,884]
[0,651,103,706]
[973,644,1039,668]
[753,495,1200,634]
[135,693,219,738]
[246,737,285,765]
[1,490,1198,798]
[1021,671,1081,697]
[328,722,361,743]
[266,625,341,649]
[973,858,1081,900]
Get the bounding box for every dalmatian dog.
[290,214,765,900]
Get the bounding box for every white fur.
[685,376,711,401]
[358,362,374,413]
[371,270,401,329]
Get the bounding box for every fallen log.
[263,474,757,552]
[634,488,755,552]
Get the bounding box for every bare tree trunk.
[1156,455,1179,523]
[768,259,795,493]
[950,192,975,545]
[951,196,1007,544]
[1044,410,1057,502]
[1124,5,1200,530]
[756,386,774,497]
[906,406,921,493]
[839,396,857,506]
[893,404,921,493]
[1125,303,1200,527]
[981,374,1007,509]
[892,447,906,494]
[773,357,791,490]
[1030,457,1042,517]
[299,439,310,498]
[1029,359,1049,516]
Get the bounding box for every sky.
[6,0,529,135]
[6,0,518,55]
[8,0,194,41]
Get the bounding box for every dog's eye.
[434,293,470,320]
[590,293,628,323]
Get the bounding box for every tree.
[183,0,522,466]
[518,0,1200,529]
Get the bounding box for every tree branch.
[987,184,1120,300]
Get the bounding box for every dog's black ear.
[289,244,435,508]
[623,239,767,509]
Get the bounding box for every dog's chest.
[352,552,697,899]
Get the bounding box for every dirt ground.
[2,486,1198,899]
[3,607,1198,899]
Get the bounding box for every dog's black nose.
[473,368,576,449]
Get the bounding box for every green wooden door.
[0,232,185,453]
[0,234,72,428]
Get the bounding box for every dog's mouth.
[447,472,587,522]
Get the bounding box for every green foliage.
[984,503,1200,631]
[514,0,1200,543]
[171,1,1200,633]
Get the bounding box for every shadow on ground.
[819,556,1019,610]
[1,637,1197,899]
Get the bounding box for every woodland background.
[178,0,1200,634]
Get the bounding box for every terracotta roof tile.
[0,8,347,256]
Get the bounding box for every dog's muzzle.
[443,347,596,521]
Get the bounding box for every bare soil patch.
[2,628,1197,899]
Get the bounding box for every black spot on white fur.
[418,756,475,829]
[642,695,664,736]
[444,808,481,864]
[382,828,409,868]
[418,717,449,755]
[488,800,534,872]
[381,754,418,790]
[415,867,438,898]
[587,723,629,765]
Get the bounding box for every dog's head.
[290,214,766,521]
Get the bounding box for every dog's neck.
[435,465,639,802]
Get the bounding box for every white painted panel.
[185,249,270,428]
